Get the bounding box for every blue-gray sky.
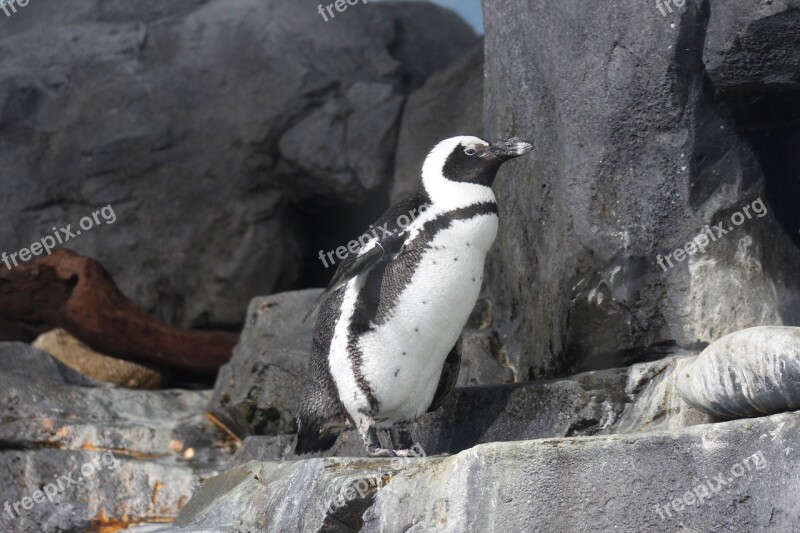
[373,0,483,33]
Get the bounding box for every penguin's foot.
[359,418,396,457]
[390,448,417,457]
[390,423,428,457]
[389,423,414,450]
[366,446,397,457]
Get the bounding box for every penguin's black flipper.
[303,232,406,323]
[303,191,429,323]
[427,335,462,413]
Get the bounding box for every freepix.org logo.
[0,0,30,18]
[1,205,117,271]
[4,452,120,520]
[317,0,368,22]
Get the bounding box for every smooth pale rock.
[604,354,715,435]
[168,411,800,532]
[676,326,800,418]
[33,328,169,389]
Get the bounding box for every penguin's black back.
[295,288,347,454]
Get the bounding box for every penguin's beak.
[489,137,534,160]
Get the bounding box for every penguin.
[295,136,533,457]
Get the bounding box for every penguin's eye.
[464,147,477,156]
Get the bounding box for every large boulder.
[481,0,800,379]
[168,411,800,532]
[677,326,800,418]
[0,0,476,329]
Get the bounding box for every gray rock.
[0,450,202,533]
[0,343,234,467]
[0,0,476,329]
[234,369,628,460]
[209,290,321,438]
[676,326,800,418]
[457,329,515,386]
[363,413,799,532]
[0,342,238,531]
[168,411,800,532]
[172,457,416,532]
[481,0,800,380]
[390,40,484,204]
[704,0,800,90]
[365,2,479,92]
[0,341,96,386]
[604,354,716,435]
[171,462,271,532]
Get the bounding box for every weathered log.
[0,250,237,374]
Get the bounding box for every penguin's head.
[421,136,533,199]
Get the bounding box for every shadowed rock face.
[677,326,800,417]
[0,0,476,329]
[481,0,800,380]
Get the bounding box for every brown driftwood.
[0,249,237,374]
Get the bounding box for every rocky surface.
[209,290,321,438]
[164,411,800,532]
[0,0,476,329]
[606,354,716,435]
[33,328,169,389]
[457,329,515,386]
[677,326,800,418]
[481,0,800,380]
[0,343,239,531]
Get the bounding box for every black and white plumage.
[295,135,533,456]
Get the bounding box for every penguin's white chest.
[330,213,498,427]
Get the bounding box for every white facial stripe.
[421,136,497,210]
